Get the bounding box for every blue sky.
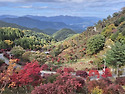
[0,0,125,18]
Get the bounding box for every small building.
[45,51,50,54]
[40,71,56,76]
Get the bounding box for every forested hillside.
[0,7,125,94]
[0,20,44,33]
[52,28,76,41]
[0,27,56,50]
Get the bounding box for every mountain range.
[0,15,102,34]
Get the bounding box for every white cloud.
[37,6,48,9]
[0,0,17,2]
[20,5,32,8]
[19,5,48,9]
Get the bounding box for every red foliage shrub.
[41,64,48,70]
[63,67,74,73]
[31,73,82,94]
[89,70,100,78]
[10,61,41,87]
[3,52,10,59]
[87,78,112,93]
[57,58,60,62]
[75,77,87,93]
[101,68,112,78]
[87,80,99,92]
[0,63,8,72]
[56,68,63,74]
[104,84,125,94]
[89,61,93,64]
[76,70,88,78]
[115,77,125,86]
[87,78,125,94]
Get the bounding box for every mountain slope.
[0,20,44,33]
[52,28,76,41]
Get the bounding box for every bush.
[10,61,41,87]
[42,74,59,84]
[118,21,125,32]
[122,29,125,36]
[110,31,119,41]
[87,78,125,94]
[76,78,87,94]
[41,64,48,70]
[76,70,88,78]
[87,34,105,54]
[101,24,116,37]
[87,78,112,93]
[63,67,74,73]
[114,17,125,26]
[104,84,125,94]
[31,73,83,94]
[115,77,125,86]
[22,51,32,61]
[91,86,103,94]
[11,46,25,57]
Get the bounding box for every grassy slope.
[52,28,76,41]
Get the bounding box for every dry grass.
[122,86,125,90]
[64,61,96,71]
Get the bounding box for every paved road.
[0,53,9,64]
[0,53,21,68]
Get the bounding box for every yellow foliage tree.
[101,24,116,37]
[0,59,20,94]
[91,86,103,94]
[4,40,13,45]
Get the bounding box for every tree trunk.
[116,65,119,77]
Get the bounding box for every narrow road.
[0,53,9,64]
[0,53,21,68]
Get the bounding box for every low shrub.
[115,77,125,86]
[76,70,88,78]
[31,73,83,94]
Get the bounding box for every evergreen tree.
[105,42,125,76]
[87,34,105,54]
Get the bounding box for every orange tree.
[0,59,18,94]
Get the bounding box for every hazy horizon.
[0,14,103,18]
[0,0,125,18]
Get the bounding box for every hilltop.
[52,28,76,41]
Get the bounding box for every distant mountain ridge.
[24,15,101,24]
[0,17,70,29]
[0,15,18,19]
[0,15,102,34]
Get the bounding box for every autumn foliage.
[10,61,41,87]
[32,73,82,94]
